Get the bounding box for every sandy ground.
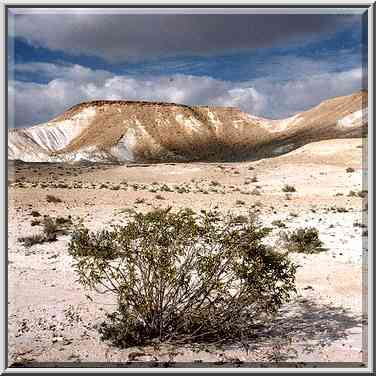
[8,138,368,368]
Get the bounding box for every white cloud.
[15,62,112,82]
[9,62,365,128]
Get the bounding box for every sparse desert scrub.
[18,233,46,247]
[46,194,62,203]
[346,167,355,173]
[357,190,368,198]
[281,227,325,254]
[19,215,73,247]
[30,219,41,226]
[353,221,367,228]
[251,188,261,196]
[160,184,173,192]
[272,220,287,228]
[282,184,296,193]
[30,210,41,217]
[68,209,297,348]
[335,207,349,213]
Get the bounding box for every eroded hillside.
[9,91,367,163]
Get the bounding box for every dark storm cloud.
[12,11,361,62]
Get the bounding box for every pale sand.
[8,138,368,367]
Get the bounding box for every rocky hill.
[8,91,368,163]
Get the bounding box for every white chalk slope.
[8,91,368,163]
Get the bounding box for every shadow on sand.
[10,297,365,368]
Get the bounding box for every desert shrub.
[281,227,325,254]
[42,217,60,241]
[30,219,41,226]
[43,216,71,240]
[336,207,349,213]
[155,194,165,200]
[346,167,355,173]
[176,186,190,194]
[353,221,367,228]
[347,190,358,197]
[160,184,173,192]
[251,176,258,183]
[272,220,287,228]
[251,188,261,196]
[357,190,368,198]
[46,194,62,203]
[231,215,249,224]
[236,200,245,206]
[20,216,72,246]
[68,209,297,347]
[30,211,41,217]
[282,185,296,193]
[56,215,73,227]
[18,234,45,247]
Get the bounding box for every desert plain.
[7,136,368,367]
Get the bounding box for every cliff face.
[8,91,368,163]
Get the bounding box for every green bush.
[281,227,325,254]
[68,209,296,348]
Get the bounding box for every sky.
[8,8,368,128]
